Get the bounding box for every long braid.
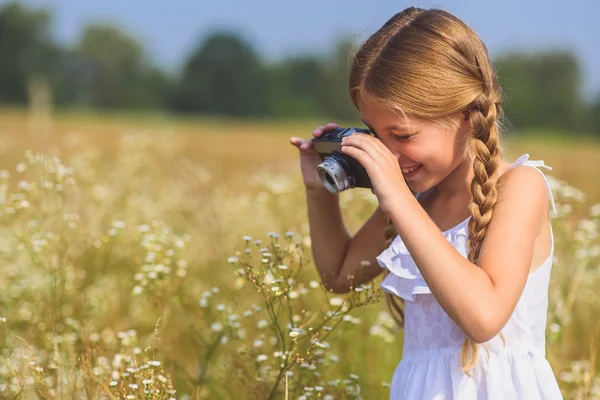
[467,94,502,263]
[460,82,504,373]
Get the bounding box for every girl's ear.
[462,109,471,121]
[460,112,472,134]
[446,110,471,136]
[455,111,474,152]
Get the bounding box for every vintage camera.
[311,127,377,194]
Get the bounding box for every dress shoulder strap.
[509,153,558,216]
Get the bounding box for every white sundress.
[376,154,563,400]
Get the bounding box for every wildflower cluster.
[0,150,78,255]
[223,230,381,398]
[98,329,177,399]
[132,220,190,299]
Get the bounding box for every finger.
[314,122,340,138]
[313,126,326,137]
[341,145,372,170]
[342,135,387,163]
[290,137,304,147]
[356,133,392,159]
[300,141,315,151]
[290,137,313,151]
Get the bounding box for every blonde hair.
[348,7,504,372]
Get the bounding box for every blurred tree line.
[1,2,599,134]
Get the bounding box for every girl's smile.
[400,163,422,178]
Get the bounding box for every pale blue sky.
[5,0,600,98]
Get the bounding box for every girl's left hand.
[341,133,410,214]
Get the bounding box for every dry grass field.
[0,109,599,399]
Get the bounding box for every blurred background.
[1,1,599,399]
[0,0,599,130]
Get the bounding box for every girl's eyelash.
[393,134,412,142]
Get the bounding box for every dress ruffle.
[376,217,470,301]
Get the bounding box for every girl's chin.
[406,182,420,194]
[407,181,429,195]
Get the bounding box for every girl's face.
[357,96,470,194]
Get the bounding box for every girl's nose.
[396,154,417,166]
[395,153,409,163]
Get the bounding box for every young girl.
[289,7,563,400]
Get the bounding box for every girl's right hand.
[289,122,340,191]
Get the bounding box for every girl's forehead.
[358,97,410,121]
[359,110,418,130]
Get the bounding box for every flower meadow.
[0,115,599,399]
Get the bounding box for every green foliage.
[0,2,599,135]
[170,31,269,116]
[496,51,586,132]
[263,38,358,120]
[74,23,169,109]
[590,95,600,133]
[0,2,58,103]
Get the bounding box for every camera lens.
[316,155,354,194]
[325,174,336,187]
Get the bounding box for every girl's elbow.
[465,328,497,345]
[464,314,505,344]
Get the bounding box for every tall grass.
[0,110,598,398]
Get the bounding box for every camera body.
[311,127,376,194]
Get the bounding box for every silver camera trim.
[316,158,352,194]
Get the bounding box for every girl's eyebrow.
[360,117,411,133]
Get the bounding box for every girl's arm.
[306,187,388,294]
[387,166,549,343]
